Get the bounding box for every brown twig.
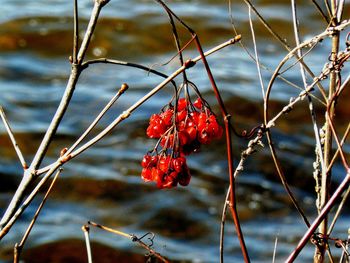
[311,0,330,23]
[13,169,62,263]
[220,133,264,263]
[87,221,169,263]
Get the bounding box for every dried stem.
[0,161,63,239]
[0,106,28,169]
[65,83,128,156]
[72,0,79,64]
[248,6,265,99]
[327,184,350,235]
[220,187,230,263]
[13,169,62,262]
[220,134,264,263]
[194,35,250,262]
[81,58,177,89]
[87,221,169,263]
[311,0,330,23]
[82,225,93,263]
[286,170,350,262]
[328,123,350,172]
[291,0,325,175]
[316,3,341,260]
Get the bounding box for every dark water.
[0,1,349,262]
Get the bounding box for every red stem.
[193,34,250,263]
[286,170,350,262]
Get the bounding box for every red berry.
[172,157,186,173]
[158,156,171,173]
[193,98,203,109]
[161,109,173,126]
[161,172,178,189]
[152,167,163,182]
[198,130,210,144]
[141,155,151,168]
[141,168,152,182]
[176,110,187,122]
[186,127,197,142]
[178,168,191,186]
[177,98,187,111]
[160,133,174,148]
[178,131,189,147]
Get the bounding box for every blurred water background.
[0,0,349,262]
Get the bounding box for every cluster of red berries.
[141,154,191,189]
[141,97,223,188]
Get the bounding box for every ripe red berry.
[177,98,187,111]
[185,126,197,142]
[193,98,203,109]
[141,168,152,182]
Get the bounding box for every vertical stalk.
[193,35,250,263]
[315,4,340,262]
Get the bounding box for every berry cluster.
[141,97,223,188]
[141,154,191,189]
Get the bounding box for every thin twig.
[65,83,128,156]
[291,0,325,172]
[228,0,324,104]
[219,134,264,263]
[88,221,169,263]
[248,6,265,99]
[0,106,27,169]
[242,0,290,48]
[13,169,62,262]
[286,170,350,262]
[81,58,177,89]
[311,0,330,23]
[82,225,93,263]
[328,123,350,173]
[272,234,279,263]
[194,35,250,262]
[0,161,63,239]
[326,112,349,170]
[220,187,230,263]
[327,185,350,235]
[72,0,79,63]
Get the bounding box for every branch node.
[121,111,131,120]
[184,59,196,69]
